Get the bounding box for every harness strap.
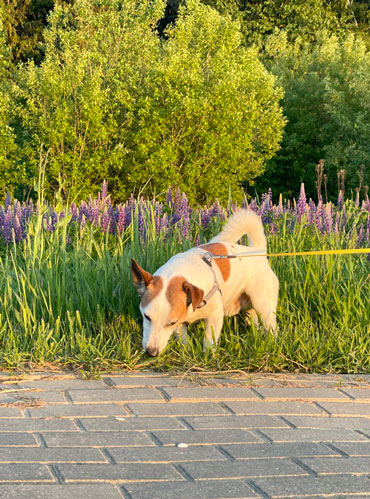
[196,252,222,309]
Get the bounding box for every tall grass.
[0,186,369,373]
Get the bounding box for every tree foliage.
[257,31,370,200]
[13,0,284,203]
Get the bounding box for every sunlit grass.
[0,201,369,374]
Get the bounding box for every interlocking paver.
[181,458,306,480]
[0,463,53,482]
[0,484,124,498]
[223,401,324,415]
[124,480,259,498]
[57,462,183,482]
[0,407,24,417]
[152,429,262,446]
[81,416,185,431]
[68,388,163,403]
[184,415,289,429]
[3,371,370,499]
[340,388,370,400]
[285,415,370,429]
[108,445,226,463]
[222,442,339,459]
[106,376,188,388]
[0,418,77,432]
[319,401,370,416]
[0,391,67,404]
[16,380,106,390]
[0,433,38,446]
[41,431,153,447]
[332,441,370,456]
[0,447,106,463]
[162,387,257,401]
[258,427,369,442]
[253,387,349,400]
[28,403,126,418]
[302,456,370,475]
[128,402,227,416]
[252,475,370,497]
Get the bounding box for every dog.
[131,209,279,357]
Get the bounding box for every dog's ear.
[183,282,204,311]
[131,258,153,296]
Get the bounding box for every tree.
[257,31,370,200]
[0,8,21,197]
[13,0,285,203]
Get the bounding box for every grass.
[0,199,369,375]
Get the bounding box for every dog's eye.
[144,314,151,322]
[166,319,178,327]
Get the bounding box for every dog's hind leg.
[203,312,224,351]
[175,324,190,346]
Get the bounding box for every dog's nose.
[146,346,159,357]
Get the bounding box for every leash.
[205,248,370,259]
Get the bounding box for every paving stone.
[184,415,288,430]
[162,387,257,401]
[260,428,369,443]
[253,475,370,497]
[28,403,126,418]
[340,388,370,400]
[222,442,338,460]
[152,429,262,446]
[0,407,24,417]
[124,479,258,498]
[16,380,106,390]
[68,388,163,403]
[81,417,185,431]
[0,433,38,446]
[333,442,370,456]
[253,387,348,401]
[0,391,67,404]
[41,431,153,447]
[108,445,226,463]
[128,402,227,417]
[181,458,306,480]
[285,415,370,430]
[0,419,77,432]
[0,447,106,463]
[224,401,323,415]
[0,463,52,482]
[319,401,370,416]
[0,484,123,498]
[57,463,183,482]
[302,456,370,475]
[106,376,189,388]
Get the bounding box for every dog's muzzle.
[146,346,159,357]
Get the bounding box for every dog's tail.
[210,209,266,249]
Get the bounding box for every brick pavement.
[0,372,370,497]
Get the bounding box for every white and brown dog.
[132,210,279,357]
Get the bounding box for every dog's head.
[131,258,204,356]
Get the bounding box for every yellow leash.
[208,248,370,259]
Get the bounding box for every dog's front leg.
[175,324,190,346]
[203,312,224,351]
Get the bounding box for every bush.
[257,31,370,200]
[12,0,285,203]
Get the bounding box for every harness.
[196,251,222,309]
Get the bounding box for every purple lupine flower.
[296,183,306,217]
[71,203,78,222]
[4,193,11,212]
[101,208,110,233]
[249,199,258,213]
[200,208,210,228]
[358,225,364,245]
[166,187,173,206]
[242,198,247,210]
[337,190,344,209]
[174,188,181,216]
[116,205,126,234]
[101,181,108,202]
